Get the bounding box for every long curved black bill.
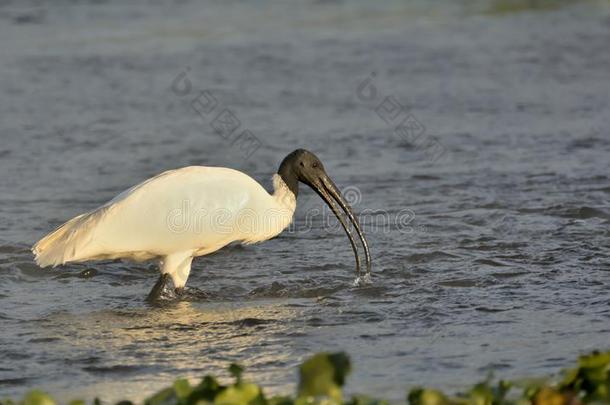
[322,177,372,277]
[313,182,364,278]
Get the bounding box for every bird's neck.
[271,174,297,213]
[277,160,299,199]
[239,174,296,244]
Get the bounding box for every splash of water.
[353,273,373,287]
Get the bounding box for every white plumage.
[33,166,296,289]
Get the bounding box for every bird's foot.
[147,276,211,303]
[146,273,171,303]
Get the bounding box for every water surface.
[1,0,609,402]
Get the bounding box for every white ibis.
[32,149,372,300]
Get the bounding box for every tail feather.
[32,210,103,267]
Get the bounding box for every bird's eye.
[312,162,319,168]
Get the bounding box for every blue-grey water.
[1,0,610,402]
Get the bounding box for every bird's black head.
[277,149,326,197]
[277,149,372,278]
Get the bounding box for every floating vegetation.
[487,0,610,14]
[1,350,609,404]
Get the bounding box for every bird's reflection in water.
[40,299,303,403]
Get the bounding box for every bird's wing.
[33,166,265,266]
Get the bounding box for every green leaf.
[559,366,580,388]
[174,379,192,400]
[557,350,610,402]
[579,351,610,369]
[327,353,351,387]
[21,391,55,405]
[214,383,263,405]
[188,375,225,403]
[407,388,450,405]
[468,382,494,405]
[229,364,245,385]
[145,387,176,405]
[494,380,511,399]
[297,352,351,403]
[267,396,294,405]
[533,386,570,405]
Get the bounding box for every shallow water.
[1,0,610,402]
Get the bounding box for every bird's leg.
[175,287,185,296]
[146,273,170,302]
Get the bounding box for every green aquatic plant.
[486,0,609,14]
[1,350,609,405]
